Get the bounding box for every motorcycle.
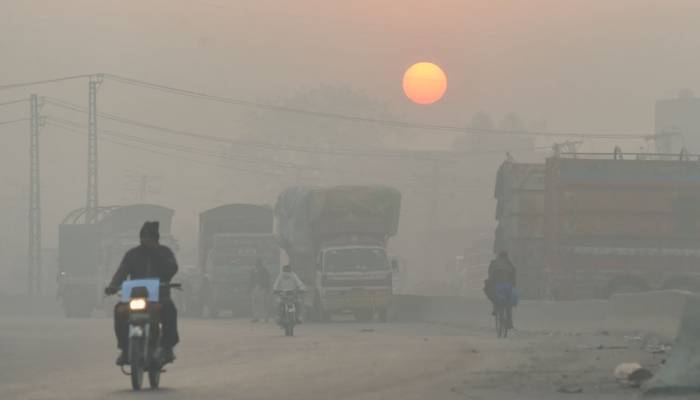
[277,290,299,337]
[111,279,181,390]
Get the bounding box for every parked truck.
[186,204,279,318]
[494,151,700,300]
[276,185,401,322]
[545,152,700,299]
[57,204,178,317]
[493,161,546,299]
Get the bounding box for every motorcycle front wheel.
[148,365,161,389]
[129,338,145,390]
[284,311,295,336]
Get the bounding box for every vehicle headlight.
[129,298,147,311]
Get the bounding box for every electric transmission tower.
[28,94,43,295]
[85,74,103,223]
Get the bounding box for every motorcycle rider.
[484,251,517,328]
[272,264,306,323]
[104,221,180,365]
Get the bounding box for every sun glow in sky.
[402,62,447,105]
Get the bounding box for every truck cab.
[315,245,392,322]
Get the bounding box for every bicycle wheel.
[495,307,508,338]
[494,309,502,338]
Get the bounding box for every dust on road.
[0,317,689,399]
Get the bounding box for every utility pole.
[28,94,41,295]
[86,74,103,223]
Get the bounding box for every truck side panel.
[545,157,700,299]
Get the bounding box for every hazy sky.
[3,0,700,130]
[2,0,700,258]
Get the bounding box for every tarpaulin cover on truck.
[99,204,175,237]
[275,185,401,251]
[198,203,274,269]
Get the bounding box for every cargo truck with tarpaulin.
[276,185,401,322]
[186,204,279,318]
[57,204,178,317]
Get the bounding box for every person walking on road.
[249,258,271,323]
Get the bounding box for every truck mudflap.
[320,288,391,311]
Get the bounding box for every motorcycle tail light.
[129,298,147,311]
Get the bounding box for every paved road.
[0,316,683,399]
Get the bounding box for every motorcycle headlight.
[129,298,147,311]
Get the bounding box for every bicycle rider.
[484,251,517,329]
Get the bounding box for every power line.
[103,73,652,139]
[46,115,350,174]
[43,97,450,160]
[0,74,93,91]
[46,120,296,180]
[0,73,653,139]
[0,98,29,107]
[0,117,30,126]
[43,97,517,161]
[47,117,532,196]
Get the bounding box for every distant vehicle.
[494,150,700,299]
[276,185,401,322]
[183,204,279,318]
[57,204,178,318]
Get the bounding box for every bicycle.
[494,302,512,339]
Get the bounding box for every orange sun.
[402,62,447,105]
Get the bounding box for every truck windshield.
[324,248,388,273]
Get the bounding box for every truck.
[545,152,700,299]
[57,204,178,318]
[275,185,401,322]
[187,204,279,318]
[493,161,546,299]
[493,151,700,300]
